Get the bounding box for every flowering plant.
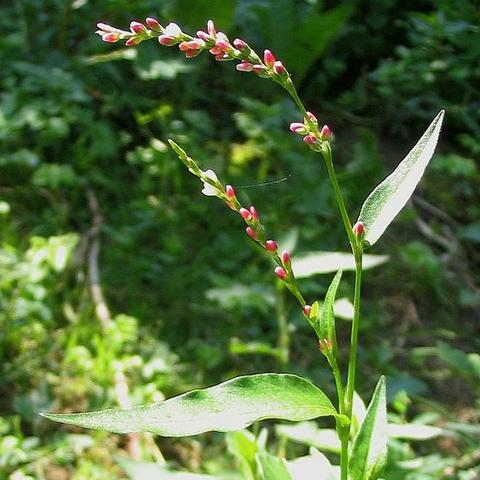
[43,16,444,480]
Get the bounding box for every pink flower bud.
[188,39,206,49]
[303,305,312,316]
[263,49,276,68]
[319,339,332,354]
[266,240,278,252]
[146,17,162,31]
[215,39,233,53]
[158,36,176,46]
[196,30,212,42]
[289,122,308,135]
[125,37,141,47]
[320,125,332,142]
[226,201,236,210]
[185,49,202,58]
[252,64,268,76]
[249,206,259,221]
[179,41,190,51]
[239,207,252,221]
[207,19,216,37]
[246,227,257,239]
[303,135,318,146]
[101,33,120,43]
[236,61,253,72]
[274,266,287,280]
[306,111,318,126]
[353,221,364,237]
[130,21,147,35]
[273,61,286,76]
[282,251,291,266]
[225,185,236,199]
[233,38,248,50]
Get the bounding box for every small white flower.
[163,22,182,37]
[201,183,220,196]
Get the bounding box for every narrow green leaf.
[258,452,293,480]
[41,374,337,437]
[319,270,342,354]
[357,110,444,248]
[349,376,388,480]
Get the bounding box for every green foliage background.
[1,0,479,478]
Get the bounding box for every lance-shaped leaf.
[349,376,388,480]
[357,110,444,248]
[319,270,343,355]
[41,374,337,437]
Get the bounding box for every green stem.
[346,252,363,420]
[276,283,290,368]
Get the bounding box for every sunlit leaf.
[291,252,388,278]
[357,110,444,248]
[42,374,337,436]
[349,376,388,480]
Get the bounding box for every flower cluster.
[168,140,304,303]
[289,112,332,152]
[96,18,289,84]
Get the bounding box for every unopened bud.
[290,122,308,135]
[188,39,206,49]
[303,134,318,146]
[282,251,291,266]
[320,125,332,142]
[252,64,268,77]
[185,49,202,58]
[233,38,248,51]
[303,305,312,316]
[207,19,216,37]
[273,61,286,76]
[306,111,318,126]
[274,266,287,280]
[158,36,176,46]
[319,339,333,354]
[353,221,364,237]
[249,206,259,221]
[266,240,278,252]
[236,61,253,72]
[130,21,147,35]
[263,49,276,68]
[102,33,120,43]
[239,207,252,221]
[146,17,162,31]
[225,185,236,200]
[246,227,257,239]
[179,41,190,51]
[125,37,141,47]
[196,31,210,42]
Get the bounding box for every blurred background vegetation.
[1,0,480,478]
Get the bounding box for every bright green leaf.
[358,110,444,248]
[349,376,388,480]
[41,374,337,436]
[258,452,293,480]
